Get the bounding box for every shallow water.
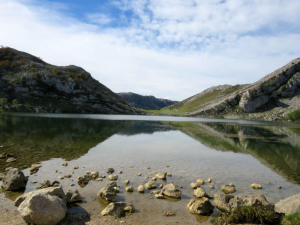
[0,113,300,224]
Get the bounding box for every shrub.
[67,71,86,82]
[52,69,63,76]
[211,206,280,225]
[282,212,300,225]
[12,99,18,106]
[0,98,8,106]
[287,109,300,121]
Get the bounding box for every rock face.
[101,202,135,217]
[194,188,208,198]
[0,47,140,115]
[1,168,27,191]
[160,58,300,121]
[161,184,181,199]
[66,189,82,203]
[15,186,67,207]
[187,198,214,215]
[97,183,117,202]
[118,92,178,110]
[214,193,273,212]
[155,172,167,180]
[18,192,67,225]
[275,193,300,215]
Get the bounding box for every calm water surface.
[0,113,300,224]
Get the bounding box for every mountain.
[118,92,178,110]
[155,58,300,121]
[0,47,140,114]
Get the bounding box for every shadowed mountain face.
[0,47,140,114]
[168,121,300,184]
[118,92,178,110]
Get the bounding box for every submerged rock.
[66,189,82,203]
[125,186,134,192]
[78,176,89,185]
[221,184,236,194]
[194,188,208,198]
[214,193,273,212]
[161,184,181,199]
[187,198,214,215]
[101,202,135,217]
[91,171,99,178]
[1,168,27,191]
[18,192,67,225]
[275,193,300,215]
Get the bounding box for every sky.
[0,0,300,101]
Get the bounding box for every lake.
[0,113,300,224]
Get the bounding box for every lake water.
[0,113,300,224]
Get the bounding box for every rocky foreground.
[1,162,299,225]
[0,47,141,114]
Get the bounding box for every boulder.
[187,198,214,215]
[40,180,50,189]
[18,192,67,225]
[161,184,181,199]
[108,174,118,181]
[101,202,135,217]
[275,193,300,215]
[66,189,82,203]
[137,185,145,193]
[107,168,115,174]
[15,186,67,207]
[197,179,205,185]
[221,184,236,194]
[155,172,167,180]
[251,183,262,189]
[145,180,157,189]
[190,183,200,189]
[194,188,208,198]
[125,186,134,192]
[1,168,27,191]
[214,193,273,212]
[97,183,117,202]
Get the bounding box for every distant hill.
[118,92,178,110]
[150,58,300,121]
[0,47,141,114]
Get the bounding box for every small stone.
[197,179,205,185]
[137,185,145,193]
[194,188,208,198]
[31,181,37,184]
[209,185,214,189]
[147,167,150,169]
[51,181,60,187]
[73,166,79,169]
[6,158,16,163]
[251,183,262,189]
[62,162,68,167]
[119,171,123,174]
[267,182,271,184]
[40,180,50,188]
[64,174,72,178]
[96,178,103,181]
[221,184,236,194]
[55,170,58,173]
[107,168,114,174]
[156,172,167,180]
[167,173,172,177]
[125,186,134,192]
[278,186,282,189]
[207,178,211,183]
[58,176,64,179]
[163,211,175,217]
[151,190,160,195]
[136,173,141,176]
[31,164,42,168]
[114,187,120,193]
[155,193,164,199]
[145,180,157,189]
[152,177,157,181]
[152,171,157,174]
[70,184,75,186]
[166,165,170,168]
[108,175,118,181]
[190,183,200,189]
[124,180,130,185]
[101,175,106,178]
[159,184,163,188]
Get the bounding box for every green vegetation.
[281,212,300,225]
[0,98,8,108]
[211,206,280,225]
[67,70,87,83]
[52,68,63,76]
[12,99,18,106]
[287,109,300,121]
[0,47,24,72]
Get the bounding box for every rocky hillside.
[160,58,300,121]
[118,92,178,110]
[0,47,140,114]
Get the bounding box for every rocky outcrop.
[1,168,27,191]
[18,192,67,225]
[101,202,135,217]
[214,193,273,212]
[187,198,214,215]
[0,47,141,115]
[275,193,300,215]
[118,92,178,110]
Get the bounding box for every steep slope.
[160,58,300,120]
[0,47,140,114]
[118,92,178,110]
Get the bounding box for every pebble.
[207,178,212,183]
[70,184,75,186]
[136,173,141,176]
[124,180,130,185]
[163,211,175,217]
[209,185,214,189]
[73,166,79,169]
[31,181,37,183]
[58,176,64,179]
[125,186,134,192]
[62,162,68,167]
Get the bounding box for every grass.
[281,212,300,225]
[211,206,280,225]
[287,109,300,121]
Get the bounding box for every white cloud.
[87,13,114,25]
[0,0,299,101]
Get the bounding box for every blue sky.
[1,0,300,100]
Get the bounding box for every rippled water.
[0,113,300,224]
